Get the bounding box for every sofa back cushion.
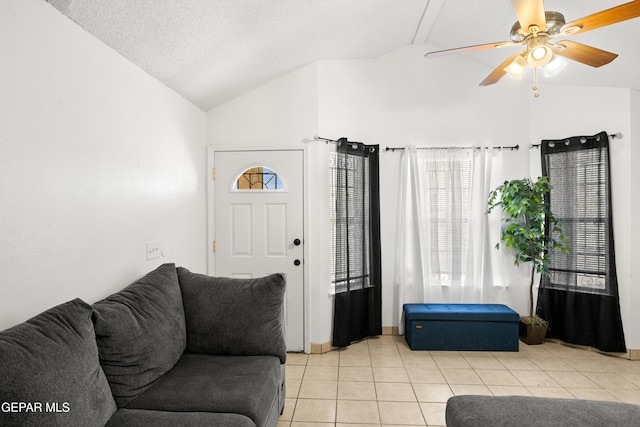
[0,298,117,427]
[178,268,286,363]
[92,263,186,407]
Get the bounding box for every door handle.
[294,259,301,266]
[293,238,301,246]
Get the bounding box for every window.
[329,152,371,293]
[329,152,339,289]
[232,166,284,191]
[544,147,611,295]
[415,150,472,283]
[573,151,607,290]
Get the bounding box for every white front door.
[212,149,304,352]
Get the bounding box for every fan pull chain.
[532,67,540,97]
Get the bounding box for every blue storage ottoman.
[403,304,519,351]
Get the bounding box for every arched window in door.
[232,166,285,191]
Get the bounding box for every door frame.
[207,145,310,353]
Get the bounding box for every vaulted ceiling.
[47,0,640,111]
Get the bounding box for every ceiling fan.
[425,0,640,95]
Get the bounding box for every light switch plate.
[146,241,160,260]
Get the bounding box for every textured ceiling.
[46,0,431,110]
[47,0,640,111]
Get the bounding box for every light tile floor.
[278,335,640,426]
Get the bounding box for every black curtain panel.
[538,131,626,352]
[332,138,382,348]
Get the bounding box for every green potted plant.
[487,176,570,345]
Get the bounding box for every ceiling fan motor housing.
[510,11,566,42]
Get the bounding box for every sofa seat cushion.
[124,353,281,427]
[178,268,286,363]
[92,263,186,407]
[106,408,255,427]
[446,395,640,427]
[0,299,117,427]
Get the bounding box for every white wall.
[317,46,534,338]
[5,0,635,352]
[0,0,207,330]
[207,45,534,346]
[207,44,638,350]
[627,88,640,350]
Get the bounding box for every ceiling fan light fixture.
[527,36,553,67]
[531,46,548,60]
[543,56,566,77]
[504,54,528,78]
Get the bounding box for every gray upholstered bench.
[446,395,640,426]
[403,303,519,351]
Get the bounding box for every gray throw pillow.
[177,268,286,363]
[92,263,186,407]
[0,298,117,427]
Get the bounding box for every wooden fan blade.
[512,0,547,31]
[480,53,522,86]
[553,40,618,67]
[560,0,640,36]
[425,41,519,58]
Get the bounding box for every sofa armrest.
[177,268,287,363]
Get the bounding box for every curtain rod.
[314,135,339,144]
[529,132,623,149]
[384,144,519,152]
[315,136,518,152]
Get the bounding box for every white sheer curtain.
[395,146,507,334]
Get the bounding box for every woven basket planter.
[519,319,548,345]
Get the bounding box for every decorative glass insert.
[233,166,285,191]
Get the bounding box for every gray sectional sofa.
[0,263,286,427]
